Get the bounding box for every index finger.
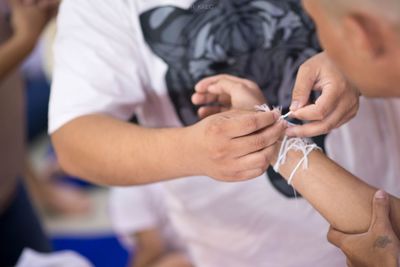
[292,88,340,121]
[222,110,279,138]
[195,74,258,93]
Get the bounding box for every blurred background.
[20,20,129,267]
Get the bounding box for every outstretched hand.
[192,74,266,119]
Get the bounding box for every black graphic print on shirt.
[140,0,322,198]
[140,0,320,125]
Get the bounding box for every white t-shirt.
[326,97,400,197]
[109,184,185,253]
[50,0,345,266]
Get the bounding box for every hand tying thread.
[255,104,321,185]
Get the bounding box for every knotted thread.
[255,104,320,185]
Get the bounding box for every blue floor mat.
[52,235,130,267]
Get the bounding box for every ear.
[343,12,387,59]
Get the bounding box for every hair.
[321,0,400,27]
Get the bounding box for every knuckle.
[337,80,348,93]
[316,105,329,120]
[237,83,247,91]
[320,123,332,134]
[233,83,247,93]
[220,74,231,81]
[263,150,273,165]
[210,145,227,161]
[254,156,267,170]
[326,120,336,131]
[299,63,311,75]
[252,136,268,149]
[205,118,225,136]
[245,116,259,132]
[261,155,270,169]
[247,80,259,89]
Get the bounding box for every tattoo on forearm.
[373,236,393,249]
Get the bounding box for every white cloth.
[326,97,400,196]
[16,249,93,267]
[49,1,344,266]
[109,184,184,252]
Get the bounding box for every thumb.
[290,64,317,112]
[370,190,391,231]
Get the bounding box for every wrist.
[178,125,202,177]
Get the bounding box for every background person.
[110,184,192,267]
[0,0,58,265]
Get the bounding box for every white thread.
[281,111,292,119]
[255,104,271,112]
[273,137,320,185]
[255,104,321,185]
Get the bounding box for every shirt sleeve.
[49,0,147,133]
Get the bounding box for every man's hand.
[190,75,286,181]
[192,74,266,119]
[187,109,286,181]
[327,190,400,267]
[287,52,360,137]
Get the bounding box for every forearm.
[277,149,400,235]
[130,230,166,267]
[132,250,161,267]
[0,35,36,80]
[52,114,196,186]
[150,253,193,267]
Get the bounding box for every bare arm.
[52,115,194,186]
[276,148,400,236]
[131,230,166,267]
[149,253,193,267]
[131,229,192,267]
[52,111,285,186]
[0,35,35,80]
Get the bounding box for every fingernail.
[290,101,300,111]
[375,190,387,199]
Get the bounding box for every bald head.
[303,0,400,98]
[322,0,400,25]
